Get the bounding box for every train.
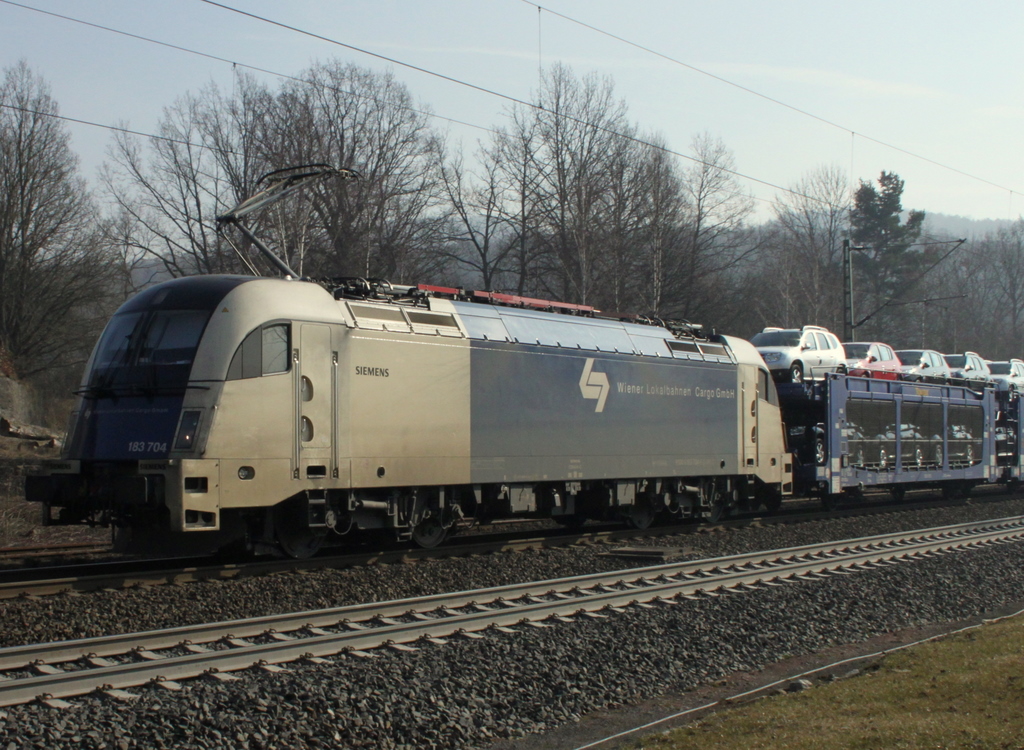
[22,166,1021,558]
[24,274,793,557]
[24,268,1020,558]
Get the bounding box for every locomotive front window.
[138,311,209,364]
[89,309,210,393]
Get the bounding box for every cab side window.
[262,325,289,374]
[758,368,778,406]
[802,335,818,350]
[227,323,290,380]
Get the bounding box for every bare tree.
[663,133,755,321]
[437,143,519,290]
[0,61,116,377]
[761,164,850,330]
[529,64,634,306]
[286,61,450,282]
[632,138,686,317]
[101,76,270,278]
[489,111,545,295]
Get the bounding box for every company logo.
[579,358,609,412]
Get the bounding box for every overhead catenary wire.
[193,0,809,203]
[2,0,1018,212]
[1,0,792,208]
[523,0,1022,200]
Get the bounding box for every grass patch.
[633,617,1024,750]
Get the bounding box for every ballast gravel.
[2,496,1024,749]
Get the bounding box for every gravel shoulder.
[1,496,1023,749]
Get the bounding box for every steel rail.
[3,515,1019,670]
[0,488,1006,600]
[0,516,1022,707]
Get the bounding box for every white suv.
[750,325,847,383]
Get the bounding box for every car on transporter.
[750,325,846,383]
[986,359,1024,392]
[842,341,902,380]
[894,349,954,384]
[943,352,993,388]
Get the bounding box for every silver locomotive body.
[27,275,791,555]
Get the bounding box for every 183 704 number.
[128,441,167,453]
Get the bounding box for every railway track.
[0,540,111,560]
[0,489,1010,600]
[1,515,1022,708]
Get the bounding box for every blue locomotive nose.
[66,276,251,461]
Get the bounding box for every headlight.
[174,410,202,450]
[761,352,782,363]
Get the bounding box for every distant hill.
[922,212,1016,239]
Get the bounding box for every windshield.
[945,355,966,368]
[88,309,211,393]
[988,363,1011,375]
[896,350,924,364]
[750,331,800,347]
[844,344,869,359]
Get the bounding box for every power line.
[4,0,961,213]
[524,0,1021,198]
[0,101,214,151]
[2,0,814,207]
[0,0,490,138]
[191,0,818,203]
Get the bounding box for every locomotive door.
[295,324,336,479]
[740,364,759,469]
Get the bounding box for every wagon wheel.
[820,493,843,511]
[814,436,827,465]
[890,485,907,503]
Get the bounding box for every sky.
[2,0,1023,224]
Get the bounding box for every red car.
[843,341,902,380]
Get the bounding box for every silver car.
[986,359,1024,392]
[943,352,992,388]
[895,349,953,384]
[750,325,847,383]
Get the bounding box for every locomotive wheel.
[274,499,325,559]
[554,514,587,530]
[411,515,447,548]
[707,500,730,523]
[757,485,783,513]
[627,498,656,530]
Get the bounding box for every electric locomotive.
[25,274,793,557]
